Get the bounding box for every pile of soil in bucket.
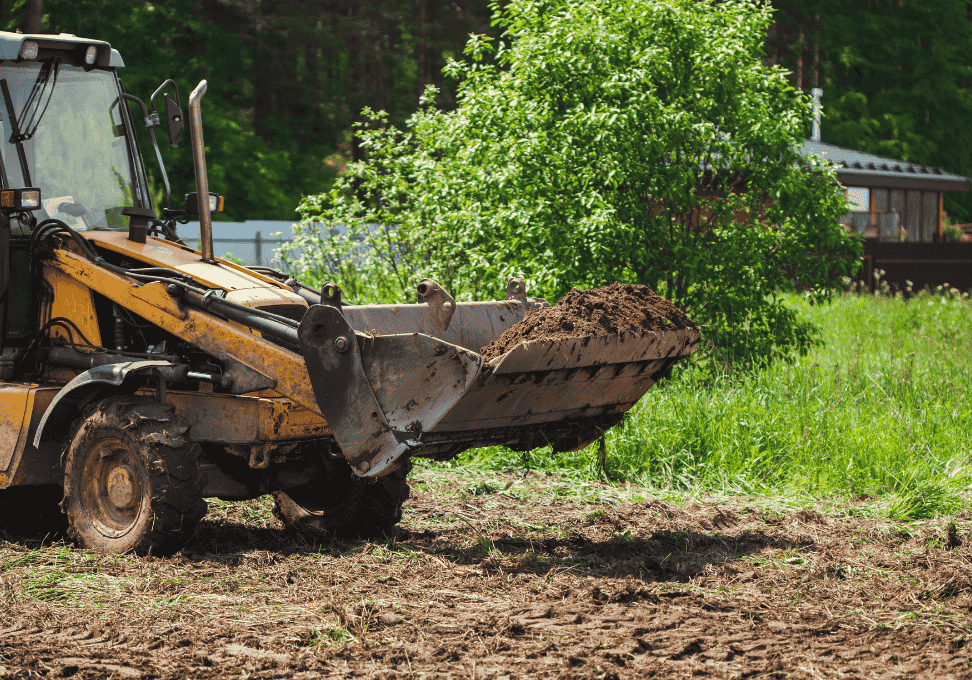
[478,282,696,361]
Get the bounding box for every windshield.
[0,61,143,232]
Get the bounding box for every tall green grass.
[456,289,972,516]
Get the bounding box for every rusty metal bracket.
[321,281,342,309]
[506,278,550,308]
[217,356,277,394]
[416,279,455,332]
[298,304,408,477]
[248,445,270,469]
[506,278,527,303]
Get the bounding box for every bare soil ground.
[1,465,970,679]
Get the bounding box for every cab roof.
[0,31,123,68]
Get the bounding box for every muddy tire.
[273,456,410,540]
[62,396,207,555]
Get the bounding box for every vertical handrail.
[188,80,213,262]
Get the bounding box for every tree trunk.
[26,0,43,33]
[795,28,804,90]
[812,14,820,88]
[254,0,284,146]
[416,0,427,100]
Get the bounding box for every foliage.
[2,0,493,221]
[768,0,972,223]
[942,219,964,243]
[458,290,972,519]
[285,0,859,363]
[0,0,295,220]
[7,0,971,231]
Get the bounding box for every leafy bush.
[281,0,860,364]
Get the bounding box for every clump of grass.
[457,290,972,517]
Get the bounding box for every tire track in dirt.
[0,470,969,679]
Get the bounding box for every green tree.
[285,0,859,364]
[768,0,972,223]
[1,0,497,221]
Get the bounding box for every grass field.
[457,289,972,519]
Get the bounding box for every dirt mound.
[479,283,696,361]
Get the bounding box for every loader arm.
[47,247,321,415]
[45,246,487,476]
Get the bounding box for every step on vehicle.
[0,31,699,554]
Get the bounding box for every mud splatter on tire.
[61,396,207,556]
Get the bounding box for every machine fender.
[33,360,173,448]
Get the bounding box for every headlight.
[0,187,42,212]
[19,188,40,209]
[85,45,97,65]
[19,41,38,60]
[184,192,225,214]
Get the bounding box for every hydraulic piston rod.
[182,289,301,350]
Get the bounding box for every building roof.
[801,140,970,193]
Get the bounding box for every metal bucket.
[300,280,699,477]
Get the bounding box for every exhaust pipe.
[188,80,214,262]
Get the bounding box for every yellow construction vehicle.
[0,32,698,554]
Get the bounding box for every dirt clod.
[479,283,696,361]
[947,521,962,549]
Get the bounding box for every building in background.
[802,140,972,292]
[800,88,972,292]
[803,140,971,242]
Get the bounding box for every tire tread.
[62,396,206,555]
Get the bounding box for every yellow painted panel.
[50,249,323,418]
[44,267,102,346]
[0,385,34,476]
[83,231,300,296]
[165,392,329,443]
[8,387,65,487]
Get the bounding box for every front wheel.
[273,455,410,540]
[62,397,207,555]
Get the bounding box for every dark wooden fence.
[860,242,972,293]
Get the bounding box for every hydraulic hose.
[182,289,299,349]
[35,219,302,350]
[93,258,300,330]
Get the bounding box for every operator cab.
[0,35,140,235]
[0,33,140,351]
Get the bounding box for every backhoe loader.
[0,31,699,554]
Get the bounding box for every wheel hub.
[106,464,139,510]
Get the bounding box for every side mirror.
[0,187,40,213]
[164,93,183,147]
[185,192,224,214]
[149,79,183,149]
